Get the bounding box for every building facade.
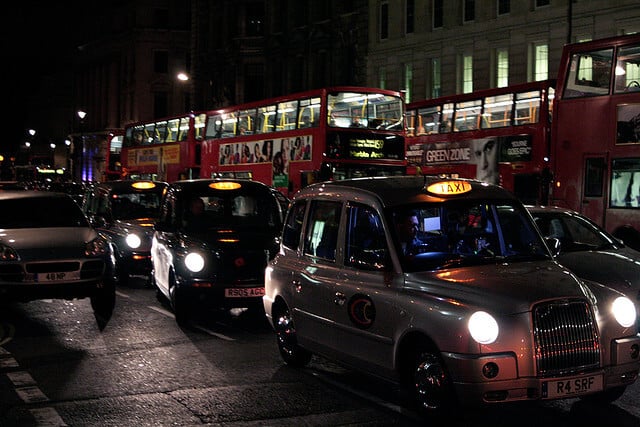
[367,0,640,103]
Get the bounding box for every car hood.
[404,261,591,315]
[556,248,640,293]
[0,227,100,260]
[113,218,156,233]
[183,227,279,249]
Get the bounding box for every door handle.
[334,292,346,306]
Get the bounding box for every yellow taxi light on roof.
[132,181,156,190]
[426,180,472,196]
[209,182,241,190]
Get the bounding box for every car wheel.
[411,350,453,413]
[90,281,116,331]
[579,385,626,404]
[274,304,312,367]
[168,273,189,326]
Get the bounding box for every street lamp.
[65,139,71,179]
[77,110,86,181]
[49,143,56,167]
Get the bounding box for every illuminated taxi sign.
[209,182,241,190]
[426,180,472,196]
[132,181,156,190]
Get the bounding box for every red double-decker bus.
[121,112,206,182]
[199,86,406,195]
[551,34,640,246]
[405,80,555,205]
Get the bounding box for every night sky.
[2,2,88,157]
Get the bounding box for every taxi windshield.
[390,201,549,272]
[179,190,281,233]
[111,192,163,220]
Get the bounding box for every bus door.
[580,154,608,227]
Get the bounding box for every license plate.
[35,271,81,282]
[542,374,603,399]
[224,287,265,298]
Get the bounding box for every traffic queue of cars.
[1,175,640,415]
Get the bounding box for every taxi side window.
[345,203,387,270]
[303,200,342,261]
[282,200,307,250]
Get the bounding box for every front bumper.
[443,335,640,404]
[0,279,112,302]
[177,278,265,310]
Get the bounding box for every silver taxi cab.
[263,176,640,413]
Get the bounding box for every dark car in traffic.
[83,180,168,285]
[0,191,116,329]
[151,179,289,325]
[528,205,640,301]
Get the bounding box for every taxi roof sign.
[132,181,156,190]
[209,182,242,190]
[426,180,472,196]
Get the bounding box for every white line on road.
[115,290,131,299]
[310,370,423,422]
[29,407,68,426]
[191,325,236,341]
[147,305,174,317]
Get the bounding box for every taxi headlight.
[0,243,19,261]
[86,236,109,256]
[612,296,636,328]
[468,311,499,344]
[125,233,142,249]
[185,252,205,273]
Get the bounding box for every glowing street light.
[177,72,189,81]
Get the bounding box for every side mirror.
[90,215,107,228]
[545,237,561,257]
[154,221,173,232]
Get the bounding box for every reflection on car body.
[263,175,640,414]
[528,205,640,301]
[0,191,116,330]
[83,180,168,285]
[151,179,288,325]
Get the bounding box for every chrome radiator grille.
[533,300,600,376]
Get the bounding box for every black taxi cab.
[83,180,168,285]
[263,175,640,413]
[151,179,289,325]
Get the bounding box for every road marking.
[116,290,131,299]
[310,370,423,422]
[15,385,49,403]
[29,407,68,426]
[148,305,174,317]
[191,325,236,341]
[7,371,36,387]
[0,323,15,346]
[0,357,20,369]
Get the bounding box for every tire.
[91,280,116,331]
[410,350,454,413]
[274,305,312,367]
[579,386,626,404]
[169,274,189,326]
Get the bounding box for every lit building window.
[463,54,473,93]
[534,43,549,81]
[497,48,509,87]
